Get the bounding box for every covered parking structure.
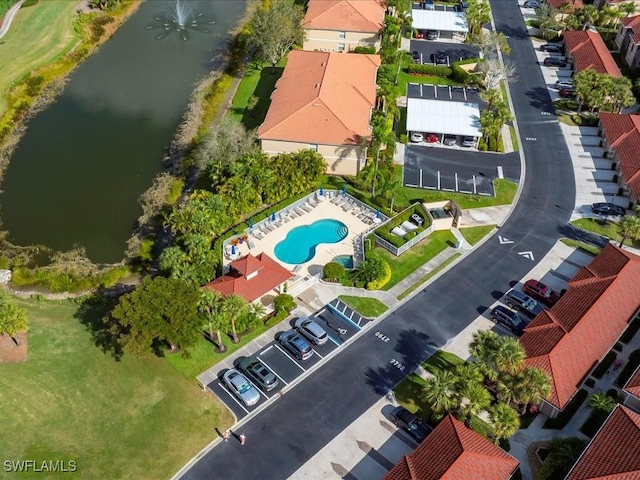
[406,97,481,147]
[411,9,468,41]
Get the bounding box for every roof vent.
[315,84,320,88]
[312,103,321,106]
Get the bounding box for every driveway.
[403,145,520,195]
[410,39,480,65]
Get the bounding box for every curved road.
[181,1,576,478]
[0,0,24,40]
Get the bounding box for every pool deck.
[223,196,376,278]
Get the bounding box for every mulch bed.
[0,332,27,362]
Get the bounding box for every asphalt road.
[180,1,576,478]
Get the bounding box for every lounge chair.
[299,203,312,213]
[247,238,256,249]
[351,207,362,216]
[294,207,306,216]
[342,199,354,211]
[288,209,298,219]
[391,226,408,237]
[330,195,342,204]
[401,221,418,232]
[307,199,319,208]
[279,213,289,223]
[251,230,264,240]
[262,223,275,233]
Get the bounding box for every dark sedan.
[490,305,529,336]
[391,407,432,442]
[591,202,626,216]
[540,44,563,53]
[543,57,567,67]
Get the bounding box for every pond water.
[1,0,246,263]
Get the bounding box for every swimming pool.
[332,255,354,270]
[274,219,348,264]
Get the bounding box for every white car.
[554,80,573,90]
[222,369,260,407]
[410,132,424,143]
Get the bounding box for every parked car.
[238,357,279,392]
[505,289,544,318]
[426,30,438,40]
[391,407,432,442]
[425,133,439,143]
[278,330,314,361]
[543,57,567,67]
[462,136,476,147]
[412,50,421,63]
[523,0,540,7]
[591,202,626,216]
[222,369,261,407]
[433,51,448,65]
[559,88,576,98]
[523,279,562,307]
[294,317,328,345]
[423,0,435,9]
[490,305,529,336]
[541,44,563,53]
[443,135,457,146]
[410,132,424,143]
[554,80,573,90]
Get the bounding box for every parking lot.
[410,39,480,66]
[208,299,371,421]
[407,83,483,105]
[403,145,520,195]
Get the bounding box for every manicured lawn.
[376,230,457,291]
[394,373,432,417]
[560,238,601,256]
[397,71,460,97]
[509,125,519,151]
[0,1,79,114]
[228,60,285,129]
[422,350,465,374]
[338,295,388,317]
[0,297,231,480]
[459,225,496,245]
[571,218,640,248]
[397,253,460,300]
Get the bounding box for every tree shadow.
[525,85,555,111]
[557,223,608,248]
[73,294,124,360]
[238,66,285,130]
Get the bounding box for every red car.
[523,279,561,307]
[425,133,439,143]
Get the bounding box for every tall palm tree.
[494,337,525,375]
[589,392,617,413]
[198,289,226,351]
[459,382,491,421]
[423,370,458,419]
[619,1,637,17]
[490,403,520,444]
[469,330,500,382]
[514,367,551,414]
[222,294,248,343]
[454,363,484,389]
[496,373,520,404]
[617,215,640,247]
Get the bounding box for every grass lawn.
[0,1,79,114]
[393,373,432,417]
[571,218,640,248]
[459,225,496,245]
[560,238,601,256]
[509,125,519,151]
[397,71,460,96]
[376,230,457,291]
[228,60,285,130]
[397,253,460,300]
[0,298,231,480]
[422,350,465,374]
[338,295,388,317]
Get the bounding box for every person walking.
[222,430,231,443]
[239,433,246,445]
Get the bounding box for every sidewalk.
[0,0,24,40]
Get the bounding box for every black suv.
[543,56,567,67]
[505,290,544,318]
[238,357,279,392]
[391,407,432,442]
[490,305,529,336]
[591,202,626,217]
[540,44,563,53]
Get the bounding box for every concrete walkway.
[0,0,24,40]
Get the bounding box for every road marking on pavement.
[313,349,324,359]
[455,172,459,191]
[473,175,477,194]
[256,357,288,386]
[437,170,440,190]
[497,166,504,179]
[541,111,551,115]
[525,137,537,141]
[498,235,514,244]
[274,344,307,371]
[315,309,326,316]
[518,251,535,261]
[327,303,363,330]
[349,310,355,320]
[327,334,341,346]
[217,383,250,414]
[419,169,423,188]
[261,345,273,355]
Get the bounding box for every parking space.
[410,39,480,66]
[407,83,483,105]
[207,301,370,421]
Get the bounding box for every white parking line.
[274,344,306,371]
[217,382,249,414]
[256,357,288,386]
[497,166,504,179]
[327,335,341,346]
[349,311,355,320]
[313,349,324,359]
[261,345,273,355]
[315,309,326,316]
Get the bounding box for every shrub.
[25,75,44,97]
[352,46,376,54]
[366,258,391,290]
[488,136,497,152]
[478,138,488,151]
[399,133,408,144]
[543,389,588,429]
[591,350,617,379]
[497,135,504,153]
[615,349,640,386]
[97,265,130,288]
[323,262,345,282]
[274,293,295,313]
[571,114,583,125]
[407,64,452,77]
[620,317,640,343]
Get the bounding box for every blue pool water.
[274,219,348,264]
[332,255,354,269]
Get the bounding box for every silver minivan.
[294,317,328,345]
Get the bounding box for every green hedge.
[375,203,428,248]
[591,350,617,379]
[616,349,640,387]
[407,64,452,77]
[621,317,640,343]
[543,389,588,429]
[352,46,376,54]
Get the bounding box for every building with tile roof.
[598,113,640,208]
[258,50,380,176]
[520,244,640,418]
[383,414,519,480]
[547,0,583,11]
[203,253,293,303]
[565,405,640,479]
[563,30,622,77]
[616,15,640,69]
[623,362,640,413]
[302,0,386,52]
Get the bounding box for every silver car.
[223,369,260,407]
[294,317,328,345]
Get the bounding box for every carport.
[411,9,468,41]
[406,97,481,146]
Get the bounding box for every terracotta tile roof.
[258,50,380,146]
[203,253,293,303]
[521,244,640,410]
[563,30,622,77]
[599,113,640,199]
[383,414,519,480]
[303,0,386,33]
[624,364,640,400]
[547,0,583,10]
[566,405,640,479]
[621,14,640,30]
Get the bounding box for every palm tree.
[469,330,501,382]
[497,373,520,404]
[490,403,520,444]
[619,1,637,17]
[617,215,640,247]
[0,292,28,346]
[459,382,492,420]
[222,294,248,343]
[454,363,484,389]
[513,367,551,414]
[589,392,617,413]
[423,370,458,419]
[494,337,525,375]
[198,289,226,351]
[355,256,385,284]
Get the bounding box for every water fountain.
[146,0,215,40]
